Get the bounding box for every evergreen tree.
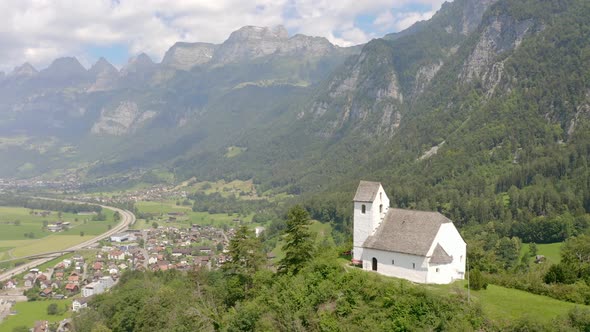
[223,225,265,278]
[278,205,315,275]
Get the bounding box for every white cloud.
[0,0,447,72]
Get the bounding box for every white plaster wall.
[426,264,453,284]
[362,248,429,283]
[353,185,390,261]
[427,223,466,281]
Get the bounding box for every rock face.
[461,0,501,34]
[91,101,155,136]
[306,39,404,137]
[121,53,156,75]
[460,14,535,94]
[88,57,119,92]
[213,25,337,64]
[162,42,217,70]
[213,26,289,64]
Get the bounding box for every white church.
[353,181,466,284]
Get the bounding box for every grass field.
[0,206,116,260]
[7,235,95,258]
[521,242,562,263]
[471,284,581,324]
[134,201,254,229]
[0,299,72,331]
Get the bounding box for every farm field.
[0,299,72,331]
[7,235,95,258]
[0,206,116,260]
[521,242,562,263]
[134,200,254,229]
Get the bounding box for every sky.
[0,0,447,72]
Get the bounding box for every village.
[0,221,260,331]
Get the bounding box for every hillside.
[0,0,589,243]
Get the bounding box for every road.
[0,201,135,283]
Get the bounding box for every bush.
[470,269,488,290]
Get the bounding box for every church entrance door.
[372,257,377,271]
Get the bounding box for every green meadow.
[0,206,116,260]
[472,284,582,324]
[134,200,254,229]
[521,242,562,263]
[0,299,72,331]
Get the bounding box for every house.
[108,250,125,261]
[352,181,466,284]
[255,227,265,237]
[148,255,158,265]
[4,279,17,289]
[68,274,80,285]
[82,282,102,297]
[72,297,91,312]
[23,276,35,288]
[65,283,79,293]
[99,276,114,290]
[40,287,53,297]
[92,262,103,270]
[199,246,212,254]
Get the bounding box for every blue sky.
[0,0,446,72]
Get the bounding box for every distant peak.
[228,25,289,41]
[49,56,86,69]
[134,53,154,64]
[11,62,38,76]
[90,57,118,75]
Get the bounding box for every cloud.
[0,0,447,72]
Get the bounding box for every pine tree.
[278,205,315,275]
[223,225,265,277]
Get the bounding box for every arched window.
[372,257,378,271]
[380,192,382,201]
[379,204,383,213]
[361,204,366,214]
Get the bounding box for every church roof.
[353,181,381,202]
[363,208,451,256]
[429,243,453,264]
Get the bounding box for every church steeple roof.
[353,181,381,202]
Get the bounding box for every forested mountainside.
[2,0,590,248]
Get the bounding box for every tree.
[152,222,159,229]
[47,303,59,315]
[469,269,488,290]
[113,211,121,222]
[278,205,315,274]
[80,231,85,237]
[528,242,538,257]
[42,220,48,228]
[223,226,265,279]
[14,220,20,226]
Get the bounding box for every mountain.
[1,0,590,244]
[88,57,119,92]
[161,42,217,70]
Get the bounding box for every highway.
[0,201,135,283]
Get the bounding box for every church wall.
[353,185,390,261]
[362,248,429,283]
[426,264,454,284]
[428,223,466,281]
